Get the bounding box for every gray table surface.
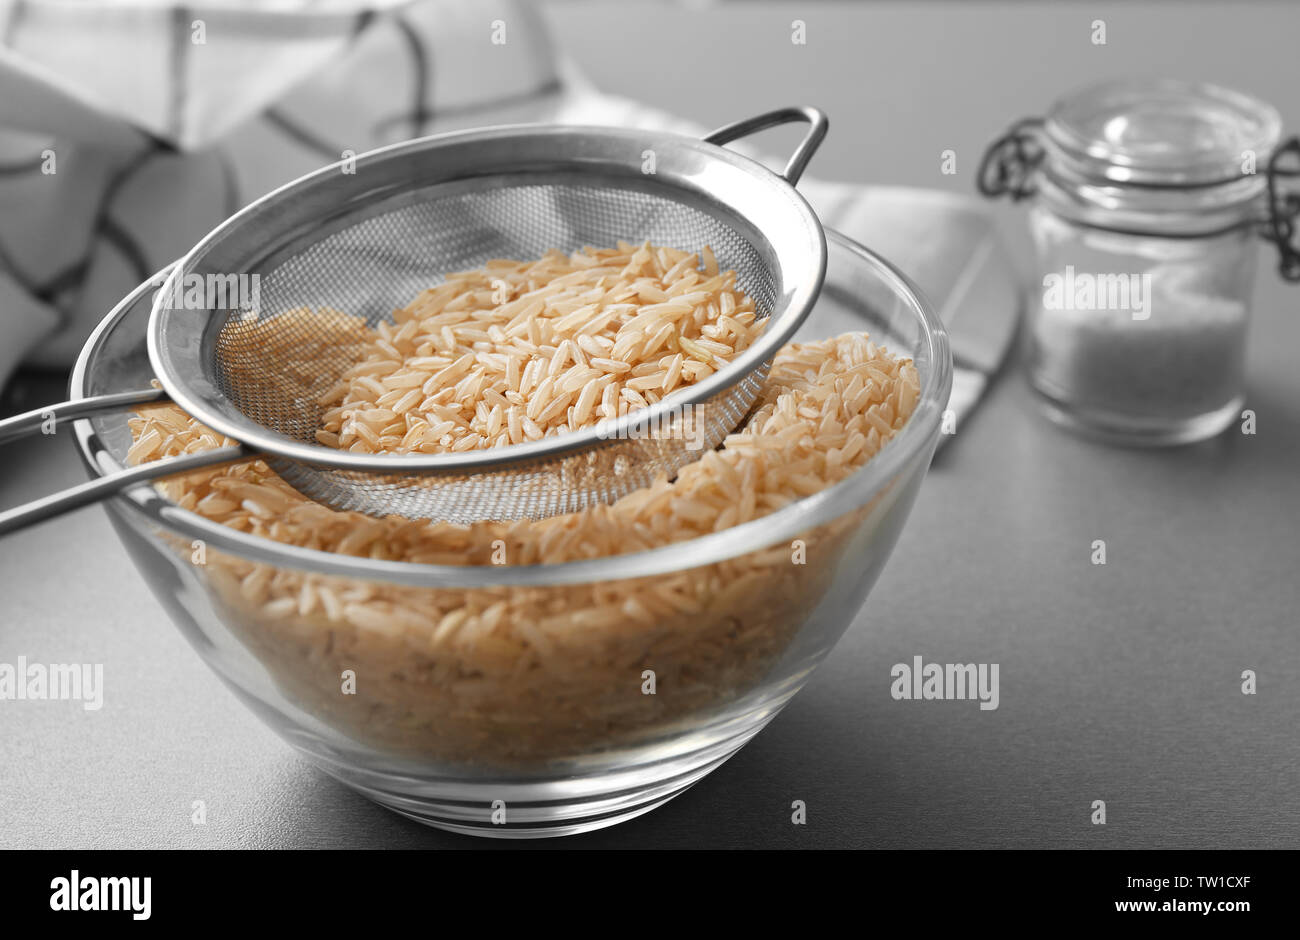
[2,0,1298,849]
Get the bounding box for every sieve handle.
[0,445,248,537]
[703,106,830,185]
[0,387,250,536]
[0,388,167,446]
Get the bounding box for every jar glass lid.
[1044,79,1283,186]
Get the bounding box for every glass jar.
[980,80,1298,445]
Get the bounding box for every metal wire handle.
[0,389,164,447]
[1265,135,1300,282]
[0,272,250,537]
[976,117,1045,202]
[703,106,830,184]
[0,444,247,536]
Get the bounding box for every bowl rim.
[70,228,952,589]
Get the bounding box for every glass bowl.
[69,229,952,838]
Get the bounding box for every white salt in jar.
[980,79,1298,445]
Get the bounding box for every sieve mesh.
[202,181,781,521]
[214,182,777,444]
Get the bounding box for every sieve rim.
[147,120,828,473]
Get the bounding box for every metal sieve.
[0,107,828,535]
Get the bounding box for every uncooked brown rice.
[124,252,920,764]
[315,243,762,455]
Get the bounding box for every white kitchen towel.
[0,0,1016,430]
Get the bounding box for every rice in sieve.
[0,107,829,534]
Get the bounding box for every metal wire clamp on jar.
[978,79,1299,445]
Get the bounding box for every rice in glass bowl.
[69,229,951,837]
